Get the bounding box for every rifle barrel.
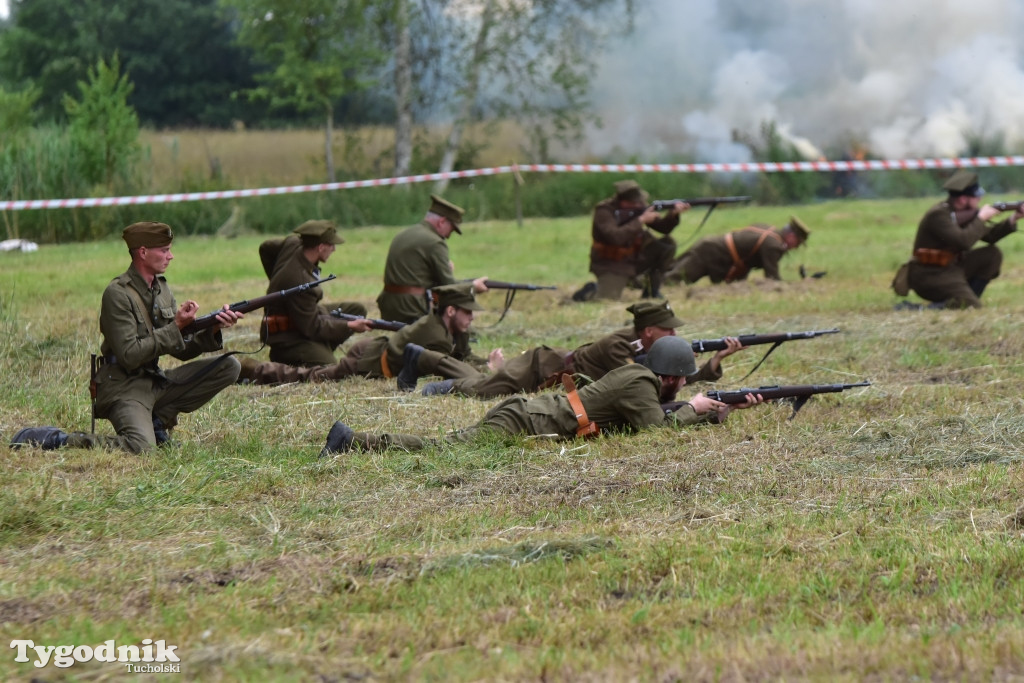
[691,328,840,353]
[182,274,337,335]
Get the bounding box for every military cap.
[942,170,985,197]
[786,216,810,243]
[429,194,465,234]
[122,221,173,249]
[613,179,647,203]
[433,282,484,311]
[627,300,684,330]
[292,219,344,245]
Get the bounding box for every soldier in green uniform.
[321,336,761,455]
[667,216,810,284]
[572,180,690,302]
[894,170,1022,309]
[11,222,243,453]
[261,220,372,366]
[376,194,488,323]
[238,283,501,391]
[420,299,743,399]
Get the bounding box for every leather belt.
[562,374,599,438]
[265,315,291,333]
[591,240,640,261]
[913,248,957,267]
[384,283,427,295]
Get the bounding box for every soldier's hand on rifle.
[211,304,243,331]
[668,201,691,216]
[707,336,745,373]
[978,205,1001,222]
[345,318,374,333]
[175,300,200,330]
[487,348,505,372]
[639,206,661,225]
[472,276,489,293]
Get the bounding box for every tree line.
[0,0,635,185]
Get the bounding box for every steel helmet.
[642,336,697,377]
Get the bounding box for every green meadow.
[3,195,1024,681]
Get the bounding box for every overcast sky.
[587,0,1024,162]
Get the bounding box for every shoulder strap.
[562,374,600,438]
[123,283,154,336]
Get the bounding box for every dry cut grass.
[3,199,1024,681]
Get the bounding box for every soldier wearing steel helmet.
[666,217,810,285]
[260,219,373,366]
[895,170,1024,309]
[320,336,762,455]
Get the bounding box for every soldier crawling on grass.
[321,336,762,455]
[12,221,242,453]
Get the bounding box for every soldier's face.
[659,374,684,402]
[140,245,173,274]
[641,325,675,350]
[316,242,336,263]
[450,307,474,333]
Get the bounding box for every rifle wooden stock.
[691,328,840,353]
[181,274,337,335]
[331,310,406,331]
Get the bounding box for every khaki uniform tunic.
[92,266,240,453]
[351,363,713,451]
[263,235,367,366]
[671,225,788,283]
[588,198,678,298]
[907,201,1016,308]
[376,221,456,323]
[449,326,721,399]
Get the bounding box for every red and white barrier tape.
[1,156,1022,212]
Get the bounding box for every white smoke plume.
[585,0,1024,162]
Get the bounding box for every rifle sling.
[740,341,783,381]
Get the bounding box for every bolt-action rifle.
[662,381,870,421]
[992,200,1024,212]
[331,310,405,332]
[616,196,752,228]
[180,274,337,335]
[459,278,558,325]
[692,328,840,380]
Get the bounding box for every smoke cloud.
[586,0,1024,162]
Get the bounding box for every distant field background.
[3,189,1024,680]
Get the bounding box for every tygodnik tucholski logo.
[10,639,181,673]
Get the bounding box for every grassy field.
[3,197,1024,681]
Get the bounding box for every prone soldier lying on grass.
[321,336,761,455]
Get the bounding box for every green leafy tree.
[223,0,384,182]
[392,0,635,193]
[62,54,141,193]
[0,0,260,127]
[736,121,824,204]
